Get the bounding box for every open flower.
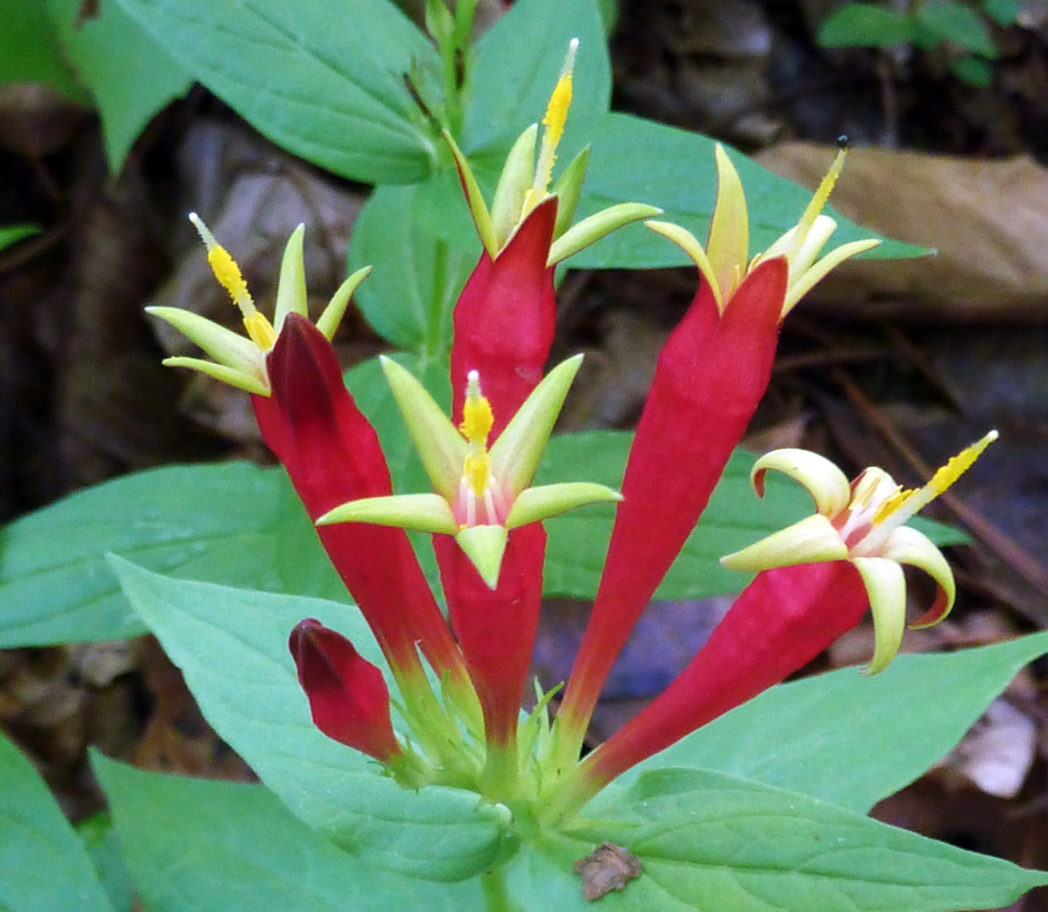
[647,139,881,318]
[722,431,998,673]
[147,215,369,395]
[317,354,620,589]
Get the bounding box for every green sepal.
[548,202,663,265]
[455,524,508,590]
[549,145,591,240]
[160,356,269,396]
[489,354,583,494]
[316,492,457,534]
[505,481,621,529]
[273,224,308,331]
[491,124,538,249]
[317,266,372,340]
[147,306,260,373]
[380,355,467,501]
[442,129,498,258]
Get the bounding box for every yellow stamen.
[872,430,999,531]
[189,212,277,351]
[792,139,847,250]
[522,38,577,217]
[459,370,495,498]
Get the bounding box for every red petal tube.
[289,618,400,762]
[450,198,558,433]
[435,523,547,752]
[559,258,789,739]
[252,315,464,683]
[562,561,870,810]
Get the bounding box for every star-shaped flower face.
[444,39,661,265]
[317,354,621,589]
[721,431,998,673]
[147,215,370,395]
[647,142,881,317]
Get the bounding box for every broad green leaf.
[106,0,440,184]
[107,557,504,881]
[77,815,134,912]
[348,184,475,353]
[0,461,342,646]
[818,4,920,47]
[951,54,994,85]
[461,0,611,153]
[537,432,964,601]
[625,631,1048,813]
[0,224,40,252]
[549,769,1048,912]
[0,0,89,102]
[0,732,114,912]
[983,0,1022,26]
[918,0,997,56]
[45,0,192,170]
[93,755,480,911]
[569,113,926,269]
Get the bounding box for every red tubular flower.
[450,197,558,432]
[434,523,547,793]
[550,561,869,818]
[253,314,466,691]
[289,618,402,764]
[557,257,789,758]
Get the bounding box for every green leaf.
[461,0,611,153]
[0,732,114,912]
[0,461,342,646]
[45,0,192,171]
[568,113,926,269]
[537,433,961,600]
[0,0,89,102]
[107,557,504,881]
[105,0,440,184]
[93,754,480,911]
[818,3,920,47]
[348,183,476,353]
[552,768,1048,912]
[76,815,134,912]
[0,224,40,252]
[624,631,1048,813]
[918,0,998,56]
[951,53,995,85]
[983,0,1022,27]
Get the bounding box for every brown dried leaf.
[573,842,643,901]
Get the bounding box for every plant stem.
[481,864,517,912]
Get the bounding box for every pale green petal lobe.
[752,448,852,516]
[456,525,508,589]
[317,266,371,340]
[381,356,467,500]
[505,482,621,529]
[548,203,662,265]
[317,493,457,534]
[881,525,956,628]
[489,354,583,494]
[274,225,307,330]
[720,513,848,571]
[851,556,906,675]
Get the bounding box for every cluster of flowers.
[150,46,994,822]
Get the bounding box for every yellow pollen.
[189,212,275,351]
[874,430,999,529]
[787,143,847,261]
[523,38,577,216]
[459,370,495,498]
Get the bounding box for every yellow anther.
[206,243,252,309]
[464,450,491,498]
[523,38,578,217]
[794,143,847,244]
[243,311,278,351]
[459,371,494,446]
[871,430,998,534]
